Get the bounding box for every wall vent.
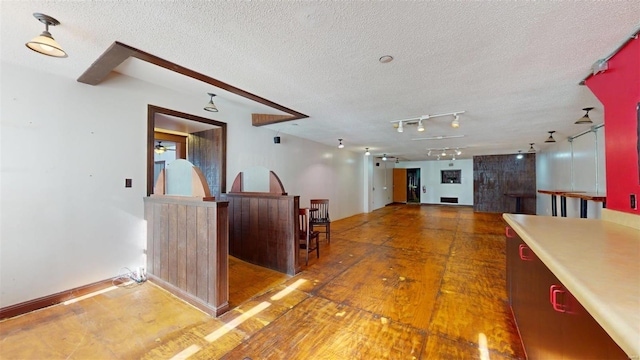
[441,197,459,203]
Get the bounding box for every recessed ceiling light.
[379,55,394,63]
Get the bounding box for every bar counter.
[503,213,640,358]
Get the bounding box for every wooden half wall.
[144,196,229,316]
[226,193,300,275]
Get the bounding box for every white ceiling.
[2,1,639,160]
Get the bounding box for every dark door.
[407,168,420,203]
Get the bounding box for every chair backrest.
[298,208,311,239]
[310,199,329,221]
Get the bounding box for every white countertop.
[503,213,640,359]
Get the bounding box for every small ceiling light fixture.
[338,139,344,149]
[455,149,462,156]
[395,158,400,164]
[575,107,594,124]
[516,150,524,160]
[545,131,556,143]
[441,151,447,156]
[397,121,404,133]
[154,141,166,154]
[451,114,460,128]
[382,154,387,161]
[417,119,425,132]
[427,150,432,156]
[204,93,218,112]
[379,55,394,63]
[25,13,68,58]
[528,143,536,153]
[364,148,370,156]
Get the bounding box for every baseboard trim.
[0,278,114,320]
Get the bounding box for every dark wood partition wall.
[226,193,300,275]
[144,197,229,316]
[473,154,536,214]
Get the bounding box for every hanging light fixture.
[516,150,524,160]
[455,149,462,156]
[25,13,68,58]
[338,139,344,148]
[441,150,447,156]
[545,131,556,143]
[417,119,425,132]
[395,158,400,164]
[397,121,404,133]
[364,148,371,156]
[382,154,387,161]
[154,141,167,154]
[451,114,460,128]
[528,143,536,153]
[427,150,432,156]
[575,107,594,124]
[204,93,218,112]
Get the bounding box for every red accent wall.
[585,36,640,215]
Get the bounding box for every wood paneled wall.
[473,154,536,214]
[144,197,229,316]
[189,128,223,200]
[226,193,300,275]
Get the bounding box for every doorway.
[147,105,227,197]
[407,168,420,203]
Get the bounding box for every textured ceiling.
[2,1,639,160]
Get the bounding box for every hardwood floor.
[0,204,525,359]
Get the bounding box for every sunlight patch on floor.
[270,278,307,301]
[478,333,490,360]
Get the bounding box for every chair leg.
[327,224,330,243]
[305,237,310,266]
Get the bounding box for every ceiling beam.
[77,41,308,125]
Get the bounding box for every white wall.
[371,159,394,210]
[536,127,606,218]
[0,61,363,307]
[395,159,474,205]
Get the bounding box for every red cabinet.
[506,227,628,359]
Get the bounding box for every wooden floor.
[0,205,525,359]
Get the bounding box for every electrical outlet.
[631,194,637,210]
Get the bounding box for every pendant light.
[575,107,594,124]
[516,150,524,160]
[338,139,344,148]
[204,93,218,112]
[545,131,556,143]
[364,148,370,156]
[397,121,404,133]
[382,154,387,161]
[528,143,536,153]
[25,13,68,58]
[417,119,425,132]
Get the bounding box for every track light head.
[545,131,556,143]
[397,122,404,133]
[575,107,594,124]
[451,114,460,128]
[417,120,425,132]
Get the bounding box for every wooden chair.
[299,208,320,266]
[310,199,331,243]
